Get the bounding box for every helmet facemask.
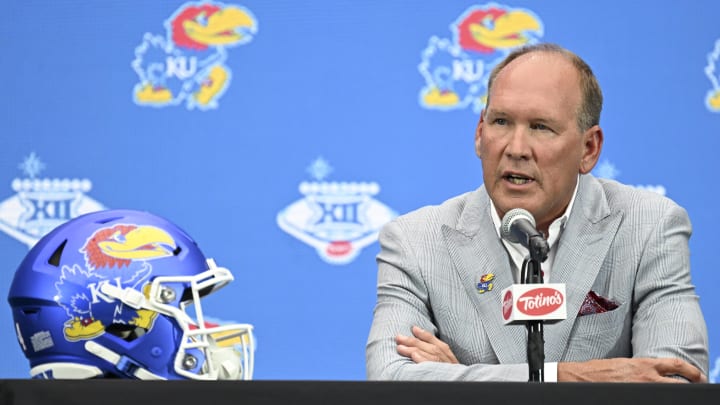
[99,259,255,380]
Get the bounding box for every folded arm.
[399,324,705,382]
[627,202,709,378]
[366,219,529,381]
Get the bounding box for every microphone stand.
[521,235,549,382]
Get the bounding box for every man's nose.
[504,127,532,160]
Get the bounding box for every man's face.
[476,52,602,233]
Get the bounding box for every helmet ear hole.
[48,240,68,267]
[105,323,147,342]
[20,307,41,316]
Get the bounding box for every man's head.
[475,43,604,234]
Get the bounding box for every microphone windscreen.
[500,208,536,241]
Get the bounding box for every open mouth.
[504,173,534,185]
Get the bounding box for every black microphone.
[500,208,549,263]
[500,208,554,382]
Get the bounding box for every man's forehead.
[486,61,580,118]
[502,51,574,75]
[491,52,579,94]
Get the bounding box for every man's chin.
[492,195,537,216]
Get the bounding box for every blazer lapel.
[544,175,624,361]
[442,187,528,364]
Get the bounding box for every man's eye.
[531,123,550,131]
[493,118,507,125]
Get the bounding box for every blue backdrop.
[1,0,719,381]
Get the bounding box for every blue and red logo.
[706,38,720,112]
[419,3,543,113]
[132,2,257,110]
[476,273,495,294]
[56,224,176,341]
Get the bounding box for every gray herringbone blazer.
[366,174,708,381]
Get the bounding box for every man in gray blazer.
[366,43,709,382]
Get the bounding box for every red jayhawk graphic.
[419,3,543,113]
[132,2,257,110]
[55,224,176,341]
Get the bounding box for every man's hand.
[396,326,707,383]
[396,326,459,364]
[558,358,707,383]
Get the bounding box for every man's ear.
[579,125,604,174]
[475,111,485,159]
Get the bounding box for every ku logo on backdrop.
[419,3,543,113]
[277,158,397,265]
[0,153,105,248]
[132,1,257,111]
[706,38,720,112]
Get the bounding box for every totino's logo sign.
[502,290,513,320]
[501,284,567,324]
[517,287,564,316]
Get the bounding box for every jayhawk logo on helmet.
[419,3,543,113]
[56,224,176,341]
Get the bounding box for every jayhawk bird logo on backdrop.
[132,2,257,110]
[419,3,543,113]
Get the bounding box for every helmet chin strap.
[88,285,166,379]
[100,283,148,309]
[84,341,165,380]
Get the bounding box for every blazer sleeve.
[630,201,709,376]
[365,218,528,381]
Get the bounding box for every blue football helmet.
[8,209,255,380]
